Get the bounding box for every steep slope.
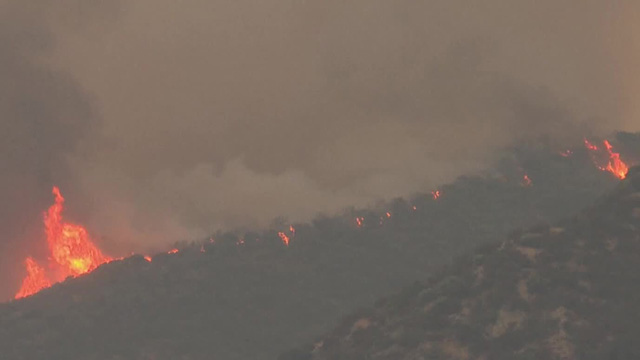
[0,136,636,360]
[290,166,640,360]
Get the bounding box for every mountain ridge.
[1,136,637,360]
[286,166,640,360]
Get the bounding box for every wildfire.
[584,139,599,151]
[168,248,179,254]
[15,187,112,299]
[14,257,51,299]
[521,174,532,187]
[603,140,628,179]
[46,187,112,277]
[278,232,290,246]
[584,138,629,179]
[559,149,573,157]
[144,256,153,262]
[355,217,364,227]
[432,190,441,200]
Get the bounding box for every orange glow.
[15,257,51,299]
[15,187,112,299]
[521,174,532,187]
[289,225,296,236]
[144,256,152,262]
[584,138,629,180]
[168,248,179,254]
[432,190,441,200]
[355,217,364,227]
[278,232,290,246]
[385,212,391,218]
[412,205,417,211]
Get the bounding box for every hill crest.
[290,166,640,360]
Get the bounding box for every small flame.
[144,256,152,262]
[521,174,532,187]
[412,205,417,211]
[603,140,628,179]
[355,217,364,227]
[584,138,629,180]
[584,139,599,151]
[168,248,179,254]
[432,190,441,200]
[289,225,296,236]
[385,212,391,218]
[278,232,290,246]
[559,149,572,157]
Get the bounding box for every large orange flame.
[14,257,51,299]
[15,187,112,299]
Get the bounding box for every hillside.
[1,135,637,360]
[287,166,640,360]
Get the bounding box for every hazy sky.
[1,0,639,298]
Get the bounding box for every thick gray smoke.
[0,0,122,299]
[2,1,639,298]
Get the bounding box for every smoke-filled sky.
[1,0,639,298]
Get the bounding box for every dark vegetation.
[1,132,638,360]
[298,165,640,360]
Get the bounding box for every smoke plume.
[2,1,639,298]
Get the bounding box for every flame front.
[15,187,112,299]
[14,257,51,299]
